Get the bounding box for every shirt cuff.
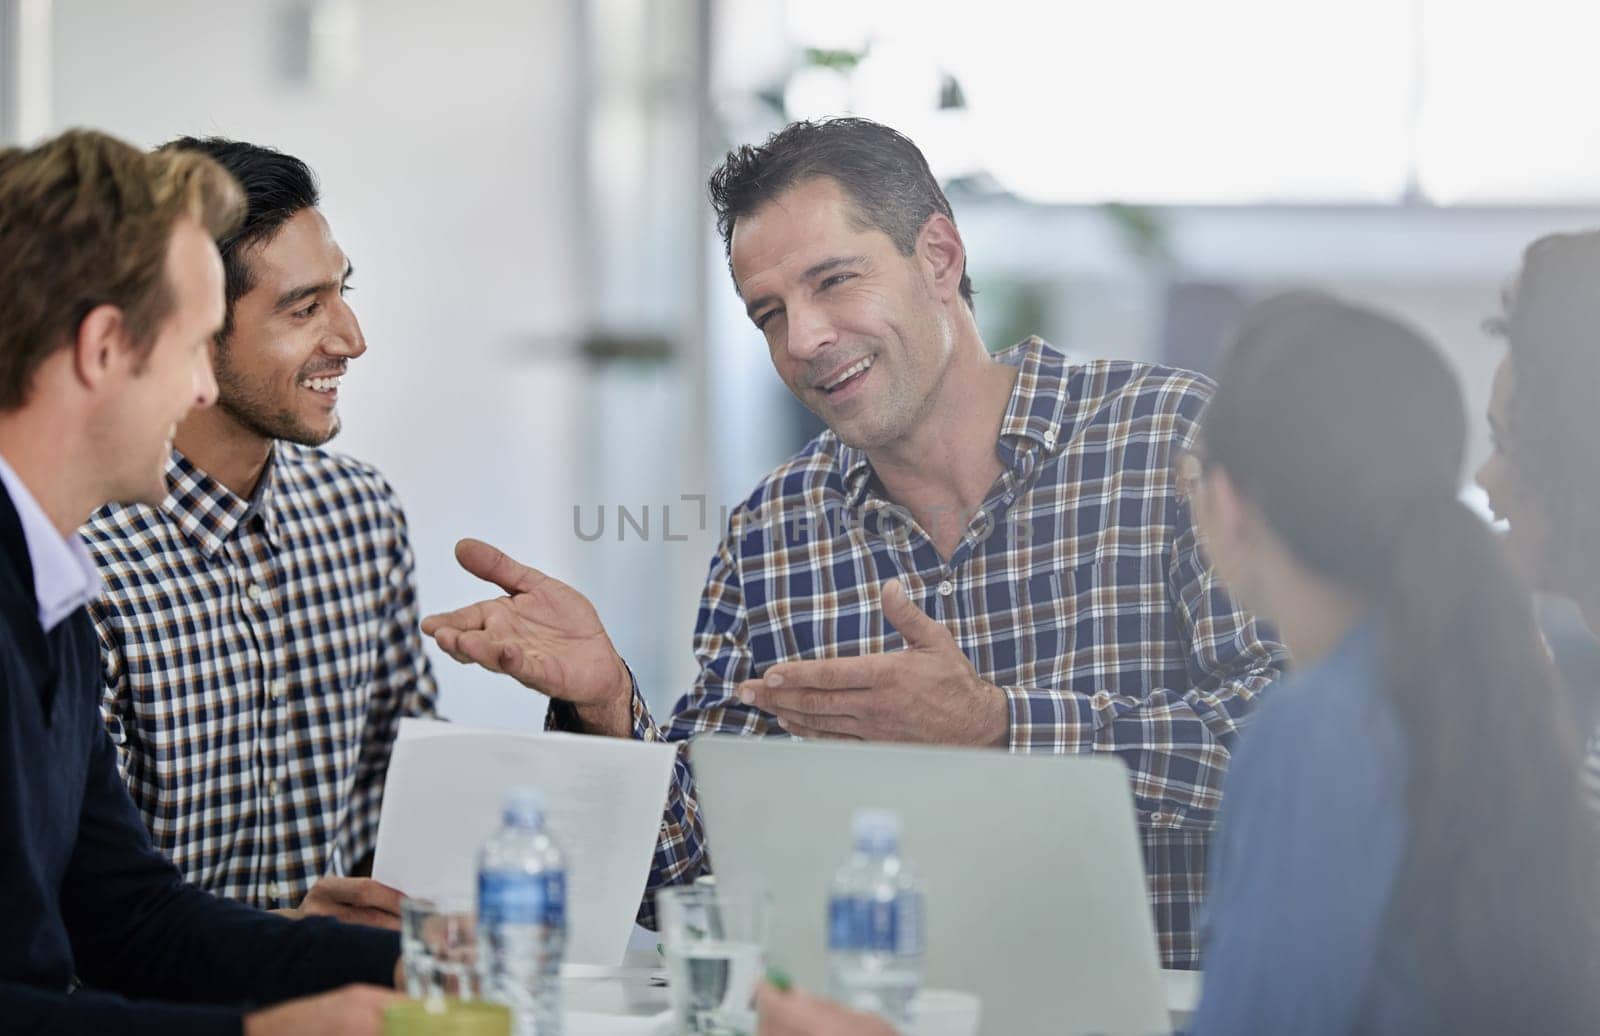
[543,663,659,741]
[999,684,1106,753]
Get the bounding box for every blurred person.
[1186,294,1597,1032]
[748,293,1600,1035]
[0,128,402,1035]
[423,118,1286,965]
[1475,229,1600,807]
[82,138,439,929]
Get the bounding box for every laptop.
[689,736,1171,1035]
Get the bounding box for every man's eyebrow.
[742,256,867,320]
[272,261,354,313]
[802,255,866,281]
[744,291,776,321]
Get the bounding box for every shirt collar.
[838,337,1072,508]
[162,443,283,558]
[0,452,101,633]
[995,335,1073,461]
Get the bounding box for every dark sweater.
[0,477,400,1034]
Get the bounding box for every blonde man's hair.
[0,128,245,409]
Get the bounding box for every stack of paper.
[373,718,678,965]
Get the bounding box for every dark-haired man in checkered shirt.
[423,118,1286,968]
[83,138,437,929]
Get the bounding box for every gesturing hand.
[422,539,633,725]
[736,579,1009,747]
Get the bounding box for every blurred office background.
[4,0,1598,728]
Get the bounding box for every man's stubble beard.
[214,353,340,448]
[831,351,951,454]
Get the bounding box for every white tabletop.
[559,955,1203,1034]
[563,965,668,1029]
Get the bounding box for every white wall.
[959,202,1600,474]
[50,0,591,729]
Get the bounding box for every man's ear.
[71,304,132,392]
[917,213,966,303]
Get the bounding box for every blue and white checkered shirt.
[82,442,439,909]
[555,337,1287,968]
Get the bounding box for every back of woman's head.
[1501,230,1600,597]
[1204,292,1597,1033]
[1203,292,1466,583]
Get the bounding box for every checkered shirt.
[82,442,439,909]
[555,337,1287,967]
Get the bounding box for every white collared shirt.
[0,451,101,632]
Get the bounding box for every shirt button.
[246,583,264,602]
[1092,691,1112,709]
[269,779,282,797]
[269,680,286,702]
[938,580,954,597]
[1043,430,1058,449]
[267,881,282,901]
[1151,811,1166,825]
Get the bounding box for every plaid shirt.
[557,337,1287,967]
[82,442,438,909]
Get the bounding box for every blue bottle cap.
[502,785,547,828]
[851,808,901,855]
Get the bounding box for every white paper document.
[373,718,678,965]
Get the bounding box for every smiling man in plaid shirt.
[83,138,437,929]
[424,118,1285,967]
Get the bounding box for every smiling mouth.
[300,373,343,395]
[817,356,874,395]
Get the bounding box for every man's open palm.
[421,538,630,707]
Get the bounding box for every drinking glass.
[400,895,483,1009]
[657,887,770,1036]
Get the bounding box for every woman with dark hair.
[1476,229,1600,806]
[1185,292,1597,1033]
[756,291,1599,1035]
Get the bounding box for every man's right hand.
[421,538,633,734]
[243,985,402,1036]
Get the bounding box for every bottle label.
[896,890,924,955]
[828,894,861,951]
[828,892,923,955]
[479,870,566,929]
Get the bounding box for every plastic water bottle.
[828,808,924,1030]
[478,787,566,1035]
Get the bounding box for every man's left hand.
[737,579,1009,746]
[292,876,405,930]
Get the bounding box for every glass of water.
[657,886,771,1036]
[400,895,483,1009]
